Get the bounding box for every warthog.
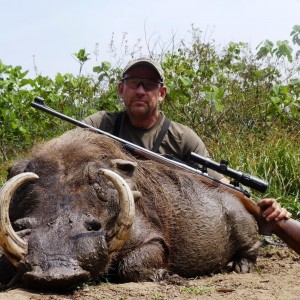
[0,128,260,290]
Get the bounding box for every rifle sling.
[113,111,171,153]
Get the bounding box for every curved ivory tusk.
[0,172,39,266]
[99,168,135,256]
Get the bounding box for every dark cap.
[123,57,165,82]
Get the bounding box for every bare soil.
[1,240,300,300]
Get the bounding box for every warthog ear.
[7,159,30,179]
[110,159,137,189]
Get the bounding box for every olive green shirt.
[83,111,224,180]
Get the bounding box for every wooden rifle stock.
[224,186,300,255]
[31,97,300,255]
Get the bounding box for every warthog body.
[0,128,260,290]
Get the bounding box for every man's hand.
[258,198,292,222]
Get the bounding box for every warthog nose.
[22,265,90,290]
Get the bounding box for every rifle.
[31,96,300,255]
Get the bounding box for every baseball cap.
[123,57,165,82]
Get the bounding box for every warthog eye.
[85,219,102,231]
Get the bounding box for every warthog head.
[0,129,139,290]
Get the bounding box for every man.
[84,57,291,221]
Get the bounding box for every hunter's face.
[118,64,167,121]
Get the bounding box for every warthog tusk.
[0,172,38,266]
[99,168,135,256]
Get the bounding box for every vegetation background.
[1,25,299,216]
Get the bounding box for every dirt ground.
[1,239,300,300]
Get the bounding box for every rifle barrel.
[31,97,214,181]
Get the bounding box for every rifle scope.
[189,152,268,193]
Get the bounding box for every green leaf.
[178,76,192,87]
[101,61,111,71]
[98,74,105,81]
[55,73,64,85]
[73,49,90,63]
[275,40,293,62]
[256,40,274,59]
[93,66,101,73]
[270,96,281,104]
[214,100,224,112]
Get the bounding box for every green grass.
[208,131,300,218]
[180,285,212,296]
